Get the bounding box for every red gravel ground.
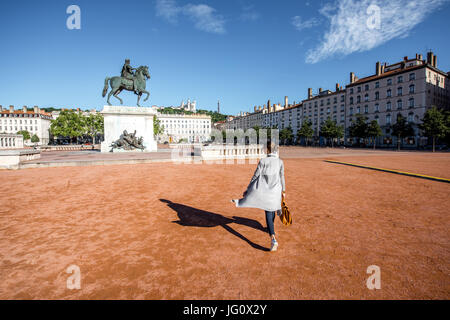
[0,150,449,299]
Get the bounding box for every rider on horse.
[121,59,138,94]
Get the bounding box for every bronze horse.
[102,66,150,107]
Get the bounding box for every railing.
[40,144,100,152]
[0,134,24,149]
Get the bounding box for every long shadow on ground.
[160,199,269,252]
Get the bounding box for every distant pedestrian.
[232,141,286,252]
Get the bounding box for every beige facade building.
[345,52,449,147]
[0,105,52,145]
[222,51,449,148]
[302,84,346,138]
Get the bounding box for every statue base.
[100,106,158,153]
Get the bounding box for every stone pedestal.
[100,106,158,153]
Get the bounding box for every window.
[341,95,345,102]
[333,97,337,104]
[375,91,379,100]
[409,98,414,108]
[350,97,354,105]
[398,76,403,83]
[409,73,415,81]
[397,99,403,109]
[341,105,345,112]
[364,105,369,113]
[357,87,361,92]
[350,107,353,115]
[387,79,392,85]
[356,106,360,114]
[364,94,369,102]
[409,84,415,94]
[375,81,380,88]
[387,101,392,111]
[408,113,414,122]
[375,103,379,112]
[350,88,354,94]
[365,84,369,91]
[397,87,402,96]
[387,89,392,97]
[386,114,391,124]
[357,96,361,103]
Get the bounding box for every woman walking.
[232,142,286,252]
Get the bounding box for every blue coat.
[235,154,286,212]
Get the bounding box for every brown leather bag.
[279,195,292,226]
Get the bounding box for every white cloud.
[305,0,449,64]
[156,0,181,24]
[184,4,226,34]
[240,5,260,22]
[155,0,226,34]
[292,16,320,31]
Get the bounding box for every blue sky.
[1,0,449,115]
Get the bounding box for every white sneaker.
[270,239,278,252]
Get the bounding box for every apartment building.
[0,105,52,145]
[346,52,449,147]
[157,113,211,143]
[223,51,449,148]
[302,84,346,139]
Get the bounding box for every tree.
[50,110,85,144]
[392,114,414,151]
[280,126,294,145]
[320,117,336,147]
[419,106,447,152]
[320,117,344,147]
[348,114,368,146]
[444,110,450,148]
[153,115,164,136]
[297,118,314,146]
[16,130,31,141]
[31,134,39,146]
[252,126,261,144]
[83,113,104,144]
[335,124,344,146]
[367,120,383,150]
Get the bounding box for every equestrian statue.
[102,59,151,107]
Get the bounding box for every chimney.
[284,96,288,108]
[381,63,386,74]
[9,105,14,113]
[0,105,2,112]
[34,106,39,113]
[336,83,340,91]
[22,106,27,113]
[318,88,323,94]
[308,88,313,99]
[404,56,408,61]
[254,106,257,112]
[418,54,423,61]
[427,51,433,65]
[432,54,437,67]
[350,72,355,84]
[267,99,271,109]
[376,61,382,76]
